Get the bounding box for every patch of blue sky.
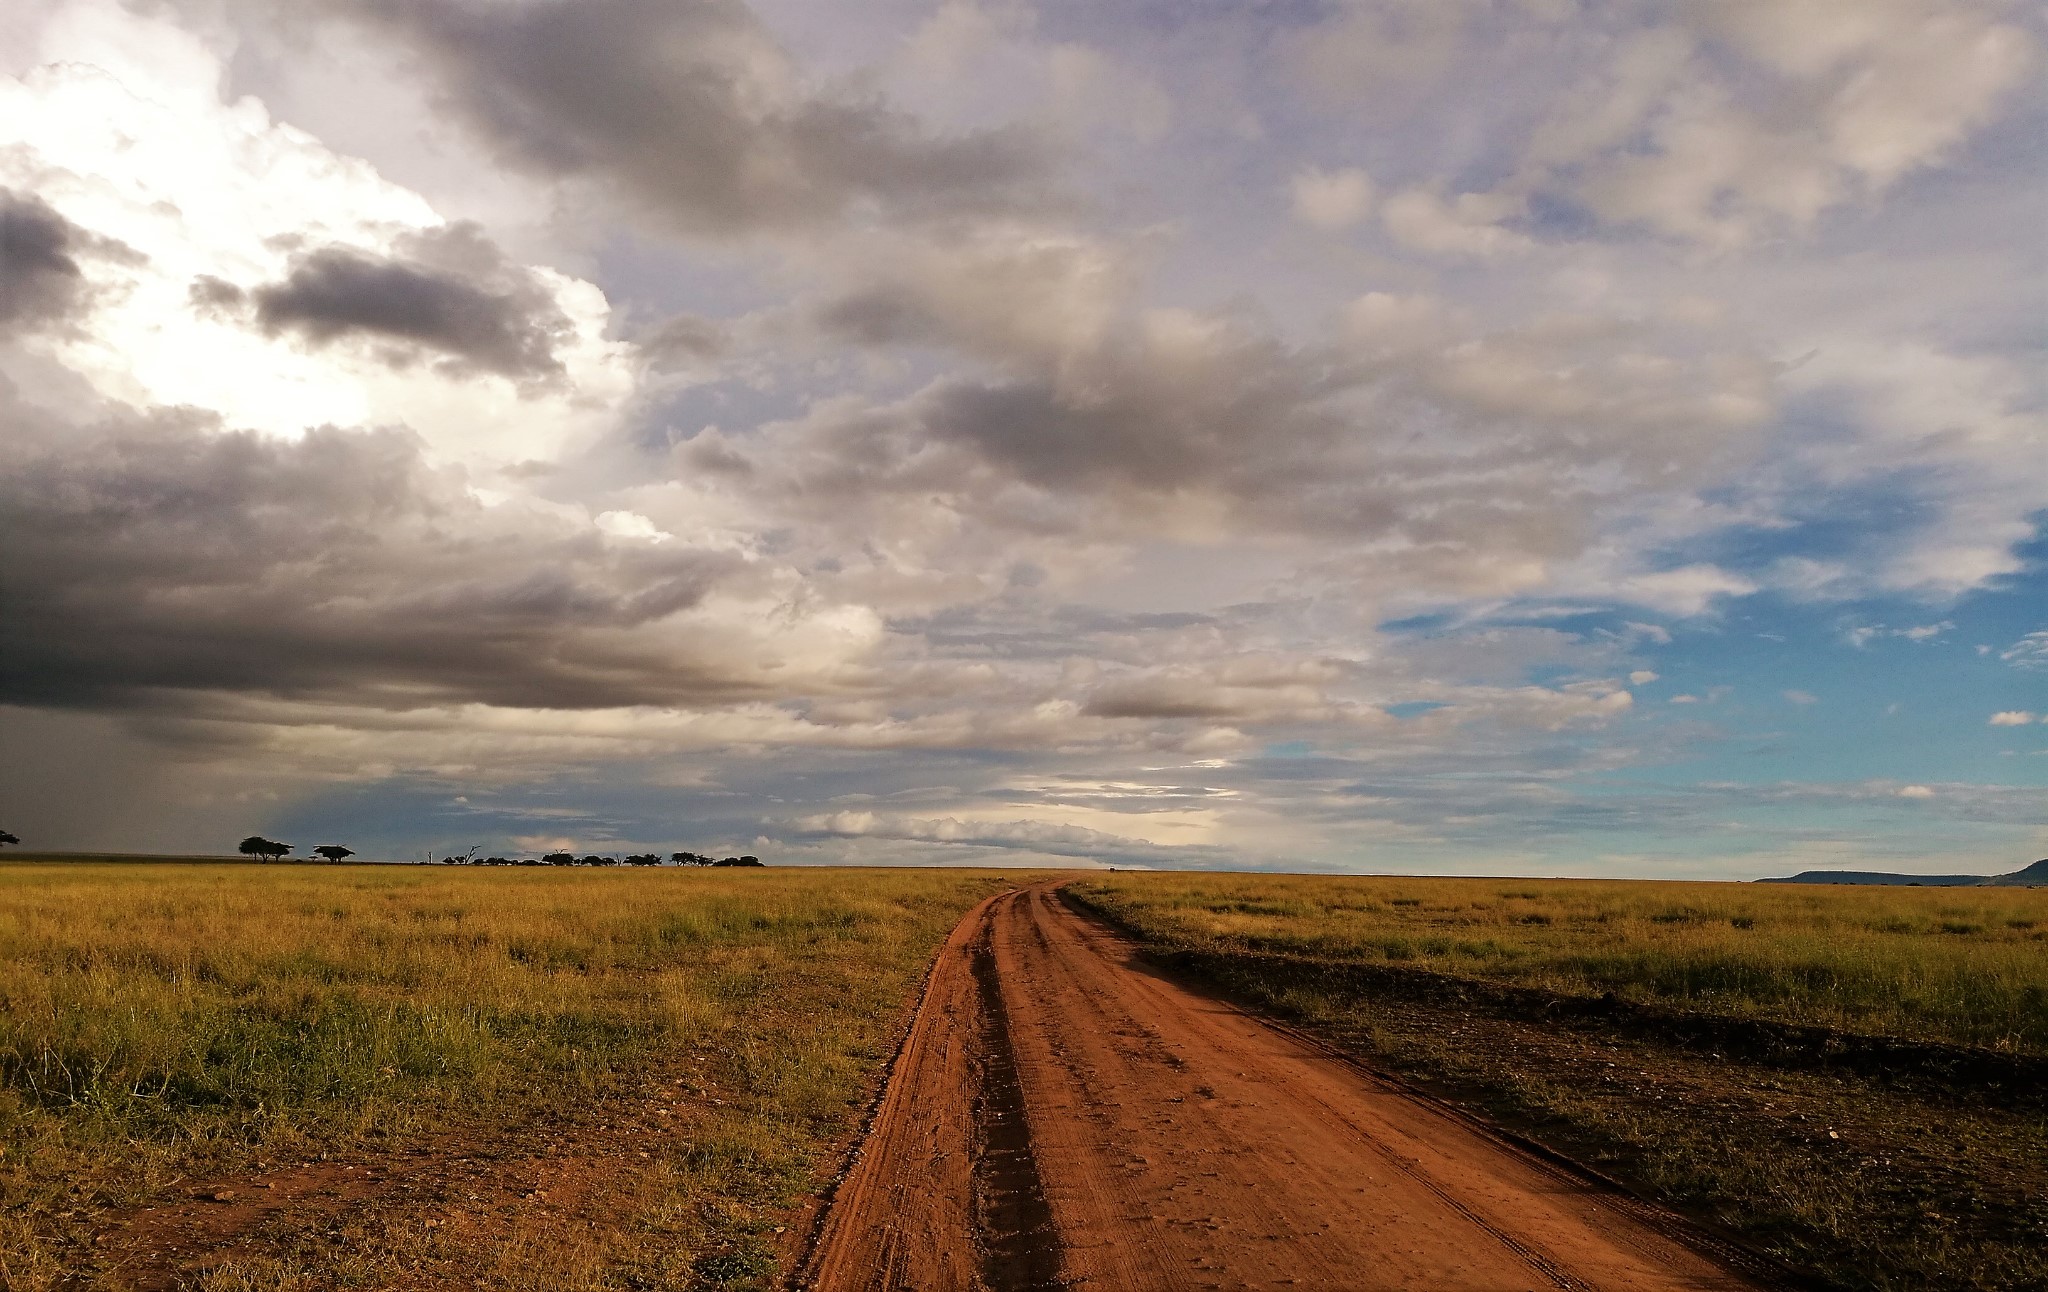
[1368,523,2044,822]
[1376,609,1467,636]
[1517,190,1603,244]
[1259,739,1317,758]
[1382,701,1449,719]
[1604,575,2047,789]
[1676,475,1943,576]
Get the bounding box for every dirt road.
[803,883,1768,1292]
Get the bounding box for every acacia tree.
[312,845,354,863]
[0,830,18,848]
[237,836,291,863]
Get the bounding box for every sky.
[0,0,2042,877]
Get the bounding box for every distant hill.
[1761,859,2048,887]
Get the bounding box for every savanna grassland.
[0,862,1022,1291]
[1068,873,2048,1292]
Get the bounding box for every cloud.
[0,400,862,714]
[338,0,1054,238]
[0,185,138,335]
[215,223,575,384]
[1765,339,2048,599]
[0,20,633,462]
[1896,784,1934,799]
[1379,187,1531,258]
[1524,0,2037,245]
[740,247,1779,618]
[1290,166,1374,231]
[2002,632,2048,670]
[1783,689,1818,705]
[1079,661,1346,725]
[2,0,2042,874]
[790,810,1230,868]
[804,224,1135,362]
[1847,620,1959,648]
[1988,711,2036,726]
[1281,0,1479,109]
[637,312,732,371]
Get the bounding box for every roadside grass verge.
[0,863,1022,1290]
[1068,873,2048,1292]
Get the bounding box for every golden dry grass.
[0,862,1025,1289]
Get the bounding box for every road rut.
[804,884,1765,1291]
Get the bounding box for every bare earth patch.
[805,884,1770,1291]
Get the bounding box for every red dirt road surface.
[803,883,1771,1292]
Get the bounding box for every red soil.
[802,883,1769,1291]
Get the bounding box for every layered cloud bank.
[2,1,2042,873]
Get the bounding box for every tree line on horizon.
[441,850,763,867]
[233,836,763,867]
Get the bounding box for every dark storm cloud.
[338,0,1052,237]
[211,222,573,382]
[0,401,755,713]
[0,188,140,335]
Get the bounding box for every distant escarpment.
[1761,858,2048,887]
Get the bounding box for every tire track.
[804,882,1770,1292]
[966,914,1068,1291]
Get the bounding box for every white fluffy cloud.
[1524,0,2037,246]
[0,7,632,464]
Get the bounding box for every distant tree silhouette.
[544,852,575,866]
[312,845,354,864]
[0,830,18,848]
[624,853,661,866]
[238,836,291,863]
[711,856,764,867]
[581,855,612,867]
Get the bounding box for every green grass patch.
[1069,873,2048,1052]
